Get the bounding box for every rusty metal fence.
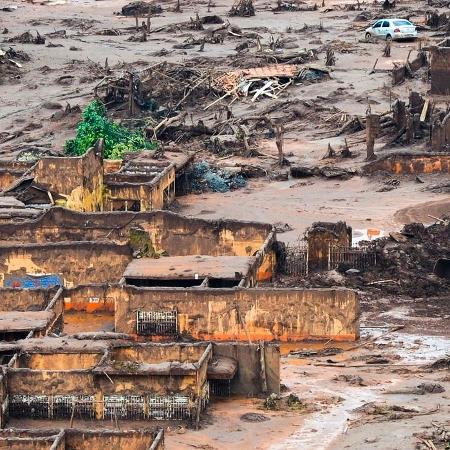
[328,244,376,271]
[284,241,308,276]
[9,387,210,421]
[284,240,376,275]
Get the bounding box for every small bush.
[65,100,156,159]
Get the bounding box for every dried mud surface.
[1,0,449,448]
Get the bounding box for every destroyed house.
[0,338,279,426]
[2,341,211,423]
[0,207,275,288]
[0,208,359,342]
[0,428,164,449]
[0,142,193,213]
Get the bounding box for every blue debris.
[191,161,247,193]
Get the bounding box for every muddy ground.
[1,0,449,448]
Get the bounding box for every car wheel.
[386,34,392,41]
[365,32,371,40]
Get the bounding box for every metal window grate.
[53,395,95,420]
[210,379,231,397]
[285,241,308,276]
[104,395,145,420]
[328,245,377,271]
[9,395,49,419]
[147,395,191,420]
[136,310,178,336]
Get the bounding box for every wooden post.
[366,113,380,160]
[128,73,134,117]
[259,340,268,393]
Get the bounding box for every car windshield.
[393,20,413,26]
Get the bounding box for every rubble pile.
[213,65,329,102]
[7,30,45,44]
[331,222,449,297]
[121,1,163,16]
[229,0,255,17]
[95,63,211,117]
[0,47,30,84]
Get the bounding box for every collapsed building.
[0,141,193,212]
[0,208,359,342]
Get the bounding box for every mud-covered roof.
[123,255,256,280]
[0,311,53,332]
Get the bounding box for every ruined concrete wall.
[213,343,280,395]
[113,286,359,341]
[0,242,132,287]
[0,209,273,258]
[431,112,450,151]
[0,288,57,311]
[112,344,207,365]
[0,162,32,192]
[430,45,450,95]
[149,166,176,210]
[0,439,51,449]
[64,430,160,450]
[63,284,115,312]
[307,222,352,271]
[7,369,198,396]
[364,153,450,174]
[32,147,104,212]
[20,353,102,371]
[104,184,153,212]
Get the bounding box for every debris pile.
[344,222,449,297]
[121,1,162,16]
[0,47,29,83]
[7,30,45,45]
[189,161,247,193]
[95,63,210,117]
[229,0,255,17]
[213,65,329,102]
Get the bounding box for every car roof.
[375,18,411,21]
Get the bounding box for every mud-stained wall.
[0,288,57,311]
[109,286,359,341]
[431,111,450,151]
[0,242,132,287]
[32,147,104,212]
[0,162,32,192]
[64,430,163,450]
[20,353,102,370]
[364,153,450,174]
[7,369,199,397]
[0,439,51,449]
[430,44,450,95]
[112,344,207,365]
[0,208,273,257]
[0,429,163,450]
[213,343,280,395]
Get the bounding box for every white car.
[365,19,417,41]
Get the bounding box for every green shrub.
[65,100,156,159]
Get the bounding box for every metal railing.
[284,241,308,276]
[328,244,376,271]
[136,310,178,336]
